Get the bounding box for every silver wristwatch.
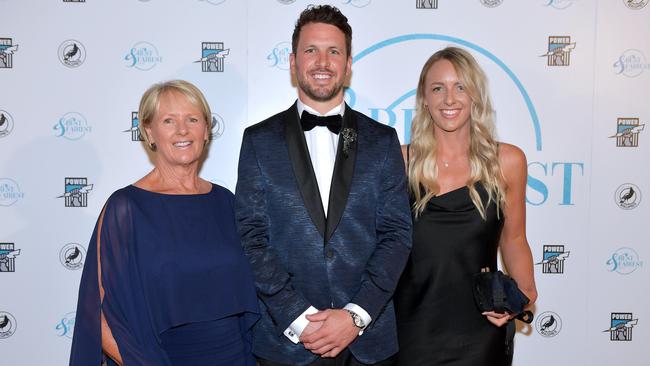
[346,309,366,329]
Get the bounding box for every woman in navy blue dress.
[69,80,259,366]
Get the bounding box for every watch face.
[354,316,364,327]
[347,310,365,328]
[350,312,364,328]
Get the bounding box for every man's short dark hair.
[291,5,352,57]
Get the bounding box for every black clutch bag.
[472,267,533,323]
[473,267,534,358]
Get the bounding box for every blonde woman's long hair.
[408,47,505,219]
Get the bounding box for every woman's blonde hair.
[138,79,212,147]
[408,46,504,219]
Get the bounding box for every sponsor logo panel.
[605,312,638,341]
[613,49,650,78]
[606,247,643,274]
[623,0,648,10]
[53,112,91,140]
[55,312,76,339]
[60,243,86,271]
[541,36,575,66]
[536,311,562,337]
[196,42,228,72]
[0,110,14,138]
[124,41,162,71]
[614,183,641,210]
[58,177,93,207]
[416,0,438,9]
[0,243,20,273]
[536,245,569,274]
[58,40,86,68]
[0,312,17,339]
[0,38,18,69]
[0,178,25,206]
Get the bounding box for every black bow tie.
[300,111,342,134]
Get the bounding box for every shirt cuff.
[284,306,318,344]
[344,303,372,335]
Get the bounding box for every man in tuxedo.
[235,5,411,365]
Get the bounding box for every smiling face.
[423,59,473,135]
[144,91,209,170]
[290,22,351,111]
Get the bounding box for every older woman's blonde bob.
[138,80,212,148]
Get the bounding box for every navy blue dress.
[70,184,260,366]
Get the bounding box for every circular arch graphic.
[352,34,542,151]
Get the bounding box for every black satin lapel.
[325,104,357,243]
[284,103,326,238]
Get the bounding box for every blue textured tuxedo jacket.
[235,102,412,365]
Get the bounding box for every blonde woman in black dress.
[394,47,537,366]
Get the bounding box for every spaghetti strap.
[406,144,411,170]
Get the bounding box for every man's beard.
[297,72,345,102]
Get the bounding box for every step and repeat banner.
[1,0,648,365]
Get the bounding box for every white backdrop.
[1,1,648,365]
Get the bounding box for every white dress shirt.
[298,100,340,216]
[283,99,372,344]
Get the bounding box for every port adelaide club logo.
[0,38,18,69]
[124,112,144,141]
[605,312,638,341]
[610,118,644,147]
[541,36,575,66]
[196,42,229,72]
[416,0,438,9]
[536,245,570,274]
[0,243,20,273]
[58,177,93,207]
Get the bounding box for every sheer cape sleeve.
[70,185,260,365]
[69,190,172,366]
